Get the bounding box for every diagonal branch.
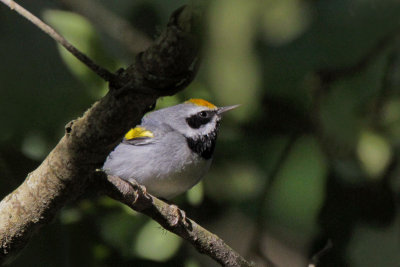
[0,0,116,82]
[100,173,254,267]
[0,4,200,263]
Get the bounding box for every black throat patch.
[186,128,219,160]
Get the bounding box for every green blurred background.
[1,0,400,266]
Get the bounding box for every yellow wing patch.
[124,126,154,140]
[185,98,217,109]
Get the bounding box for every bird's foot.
[169,204,190,227]
[128,179,150,200]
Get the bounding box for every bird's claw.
[128,179,150,199]
[169,204,189,227]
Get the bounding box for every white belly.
[103,140,212,199]
[140,157,211,199]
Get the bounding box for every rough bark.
[0,5,199,263]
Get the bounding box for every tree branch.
[0,4,200,263]
[0,0,116,82]
[98,173,254,267]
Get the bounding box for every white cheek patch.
[185,117,220,139]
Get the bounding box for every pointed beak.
[217,104,240,115]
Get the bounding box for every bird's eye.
[199,111,208,118]
[187,110,214,129]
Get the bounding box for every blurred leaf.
[186,181,204,206]
[92,244,111,262]
[205,0,261,122]
[265,136,327,235]
[349,217,400,267]
[133,220,181,262]
[43,9,117,98]
[156,96,181,109]
[60,207,82,225]
[21,132,49,160]
[262,0,311,45]
[320,51,389,150]
[357,130,391,178]
[184,258,201,267]
[97,195,122,208]
[205,161,264,202]
[99,211,143,257]
[179,81,214,104]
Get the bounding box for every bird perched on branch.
[103,99,239,199]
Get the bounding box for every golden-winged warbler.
[103,99,239,199]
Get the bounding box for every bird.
[103,98,239,199]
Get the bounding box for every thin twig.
[100,173,255,267]
[0,0,116,82]
[309,240,333,267]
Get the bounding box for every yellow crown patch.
[125,127,154,140]
[185,99,217,109]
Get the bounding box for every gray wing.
[122,120,173,146]
[122,136,154,146]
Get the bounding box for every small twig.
[0,0,116,82]
[99,173,254,267]
[309,240,333,267]
[60,0,153,55]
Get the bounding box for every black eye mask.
[186,110,216,129]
